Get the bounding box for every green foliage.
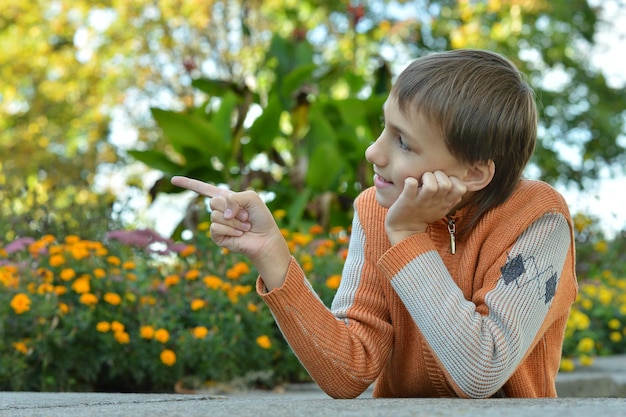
[560,213,626,371]
[0,219,348,392]
[132,33,387,232]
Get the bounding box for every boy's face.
[365,96,468,209]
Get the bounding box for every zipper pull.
[447,219,456,255]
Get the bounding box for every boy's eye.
[397,136,410,151]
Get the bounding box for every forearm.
[252,234,291,291]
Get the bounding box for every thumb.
[223,193,251,222]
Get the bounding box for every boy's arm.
[379,212,574,398]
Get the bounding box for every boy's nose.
[365,137,384,166]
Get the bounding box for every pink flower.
[4,237,35,254]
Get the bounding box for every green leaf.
[127,150,182,174]
[248,93,283,149]
[212,92,238,145]
[281,63,317,99]
[306,142,343,191]
[151,108,228,161]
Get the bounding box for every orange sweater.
[258,180,577,398]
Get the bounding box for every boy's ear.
[463,160,495,191]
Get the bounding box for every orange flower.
[179,245,196,257]
[13,342,29,355]
[140,325,155,339]
[190,299,206,311]
[164,275,180,287]
[93,268,106,278]
[111,321,125,333]
[60,268,76,281]
[247,302,259,313]
[58,302,69,314]
[114,331,130,344]
[103,292,122,306]
[10,293,31,314]
[203,275,223,290]
[185,269,201,280]
[309,224,324,235]
[192,326,209,339]
[107,256,121,266]
[154,328,170,344]
[326,274,341,290]
[160,349,176,366]
[71,277,90,294]
[96,321,111,333]
[79,293,98,306]
[48,254,66,267]
[226,262,251,280]
[256,335,272,349]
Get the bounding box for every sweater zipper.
[447,218,456,255]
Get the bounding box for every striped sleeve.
[379,212,571,398]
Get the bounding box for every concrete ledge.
[1,393,626,417]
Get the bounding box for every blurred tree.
[1,0,624,238]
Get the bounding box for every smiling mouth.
[374,174,393,185]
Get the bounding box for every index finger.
[171,176,232,198]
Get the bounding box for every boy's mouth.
[374,173,394,187]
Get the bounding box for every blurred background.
[1,0,626,393]
[2,0,625,241]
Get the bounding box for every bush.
[559,213,626,372]
[2,209,625,390]
[0,218,349,392]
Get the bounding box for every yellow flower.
[55,286,67,296]
[247,302,259,313]
[579,355,594,367]
[140,325,155,339]
[160,349,176,366]
[154,328,170,344]
[96,321,111,332]
[122,261,136,269]
[79,293,98,306]
[192,326,209,339]
[13,342,29,355]
[273,209,287,220]
[114,331,130,344]
[326,274,342,290]
[559,358,575,372]
[598,287,613,306]
[10,293,31,314]
[71,277,90,294]
[103,292,122,306]
[60,268,76,281]
[190,299,206,311]
[256,335,272,349]
[111,321,125,333]
[610,331,622,343]
[198,221,210,231]
[577,337,595,353]
[609,319,621,330]
[593,240,608,254]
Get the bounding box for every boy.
[172,49,577,398]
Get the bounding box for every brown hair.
[391,49,537,237]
